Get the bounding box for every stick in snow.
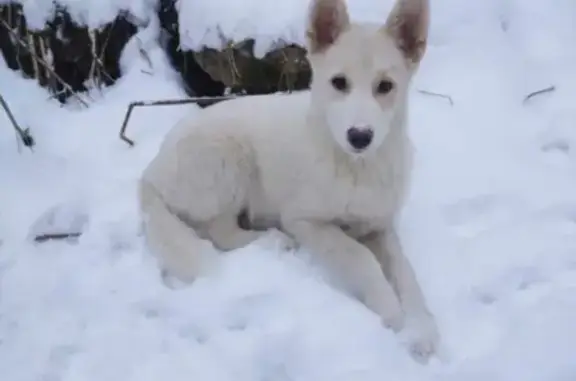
[0,93,34,149]
[34,232,82,243]
[119,96,236,146]
[523,86,556,105]
[418,89,454,106]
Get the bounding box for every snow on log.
[162,0,311,95]
[0,1,141,103]
[0,0,326,100]
[157,0,226,97]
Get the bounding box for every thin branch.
[0,93,34,149]
[37,34,51,86]
[136,36,153,71]
[119,96,236,146]
[523,85,556,105]
[88,29,99,89]
[89,29,115,88]
[0,17,91,107]
[46,88,68,102]
[417,89,454,106]
[34,232,82,243]
[27,33,41,83]
[91,54,115,87]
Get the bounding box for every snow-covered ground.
[2,0,576,380]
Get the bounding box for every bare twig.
[136,36,153,71]
[523,85,556,105]
[38,35,51,85]
[119,96,237,146]
[88,29,99,89]
[46,88,68,102]
[12,7,25,73]
[89,29,115,88]
[93,55,115,85]
[0,93,34,149]
[27,34,41,83]
[0,17,91,107]
[93,16,130,88]
[34,232,82,243]
[418,89,454,106]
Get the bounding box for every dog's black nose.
[347,127,373,150]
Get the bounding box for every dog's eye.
[330,75,349,92]
[375,79,394,94]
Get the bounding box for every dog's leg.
[282,219,404,331]
[207,213,296,252]
[206,213,265,251]
[362,229,439,363]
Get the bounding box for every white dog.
[139,0,439,363]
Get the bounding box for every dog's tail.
[139,179,219,284]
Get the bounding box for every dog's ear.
[383,0,429,65]
[306,0,350,54]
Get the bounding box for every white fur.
[139,0,439,363]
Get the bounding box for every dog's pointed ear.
[383,0,430,65]
[306,0,350,54]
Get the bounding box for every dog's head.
[305,0,429,157]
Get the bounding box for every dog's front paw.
[380,307,405,333]
[161,269,191,290]
[255,228,297,252]
[399,316,440,364]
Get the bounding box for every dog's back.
[141,90,313,214]
[156,91,311,155]
[139,90,314,283]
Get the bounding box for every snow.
[177,0,576,58]
[177,0,395,57]
[2,0,576,380]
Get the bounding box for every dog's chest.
[340,173,397,222]
[248,132,410,234]
[296,158,405,230]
